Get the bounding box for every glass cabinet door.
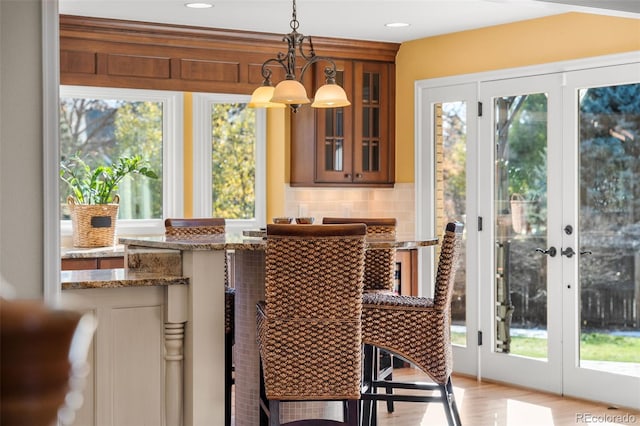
[353,61,390,183]
[315,60,354,183]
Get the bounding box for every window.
[192,93,266,231]
[59,86,183,237]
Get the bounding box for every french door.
[418,58,640,409]
[561,63,640,409]
[479,74,564,393]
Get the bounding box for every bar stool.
[361,222,464,426]
[0,298,96,426]
[164,217,235,426]
[257,223,367,426]
[322,217,398,412]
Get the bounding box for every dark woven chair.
[257,223,367,426]
[361,222,464,426]
[164,217,235,426]
[322,217,398,412]
[322,218,397,293]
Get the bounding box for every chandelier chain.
[290,0,299,32]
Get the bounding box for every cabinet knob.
[355,173,363,179]
[344,173,351,179]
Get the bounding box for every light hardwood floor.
[376,367,640,426]
[234,367,639,425]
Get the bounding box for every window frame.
[191,93,266,232]
[59,85,184,238]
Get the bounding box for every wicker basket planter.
[68,196,119,247]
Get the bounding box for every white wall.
[0,0,44,299]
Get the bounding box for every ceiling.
[59,0,639,43]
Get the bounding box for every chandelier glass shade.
[247,85,286,108]
[248,0,350,112]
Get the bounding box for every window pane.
[211,103,256,220]
[437,101,468,347]
[59,96,163,220]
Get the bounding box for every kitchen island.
[119,231,437,426]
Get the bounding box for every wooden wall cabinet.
[291,60,396,187]
[62,256,124,271]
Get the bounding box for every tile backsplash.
[284,183,415,239]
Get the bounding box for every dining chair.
[257,223,367,426]
[361,221,464,426]
[322,217,398,412]
[0,298,96,426]
[164,217,235,426]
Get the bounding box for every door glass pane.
[362,141,369,171]
[336,109,344,137]
[323,102,345,173]
[437,102,468,347]
[363,73,370,102]
[372,73,380,103]
[324,139,344,172]
[494,94,548,358]
[325,109,334,136]
[578,83,640,377]
[363,107,370,137]
[371,141,379,172]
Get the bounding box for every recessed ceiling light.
[185,2,213,8]
[385,22,410,28]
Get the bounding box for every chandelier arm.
[260,55,292,83]
[299,55,338,84]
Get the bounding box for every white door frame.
[415,81,479,377]
[415,51,640,407]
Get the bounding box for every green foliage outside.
[451,332,640,363]
[210,103,256,219]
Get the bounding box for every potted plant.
[60,154,158,247]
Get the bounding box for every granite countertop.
[119,232,267,251]
[120,232,437,250]
[61,245,125,259]
[61,268,188,290]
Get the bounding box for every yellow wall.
[266,109,287,221]
[395,12,640,183]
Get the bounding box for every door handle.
[580,250,592,255]
[561,247,575,258]
[535,247,556,257]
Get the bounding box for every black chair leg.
[269,400,280,426]
[345,399,358,425]
[259,360,269,426]
[361,344,374,426]
[381,350,394,413]
[446,377,462,426]
[225,333,233,426]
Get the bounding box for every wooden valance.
[60,15,400,94]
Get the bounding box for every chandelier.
[248,0,350,112]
